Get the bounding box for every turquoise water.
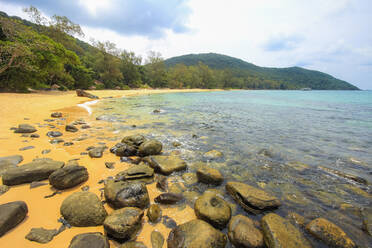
[94,90,372,246]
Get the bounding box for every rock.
[0,155,23,176]
[66,124,79,132]
[30,133,40,138]
[172,141,182,147]
[76,89,99,99]
[154,193,183,204]
[138,139,162,157]
[42,149,51,154]
[120,241,147,248]
[197,167,224,185]
[228,215,264,248]
[104,180,149,209]
[147,204,162,223]
[163,215,177,229]
[182,173,198,185]
[0,201,28,237]
[287,212,306,227]
[68,232,110,248]
[183,191,200,205]
[362,208,372,236]
[46,131,63,137]
[14,124,37,133]
[64,142,74,146]
[19,145,35,151]
[203,150,223,159]
[226,182,280,214]
[306,218,356,248]
[151,230,164,248]
[156,174,168,192]
[153,109,161,113]
[60,192,107,227]
[103,207,143,241]
[318,165,368,185]
[167,219,227,248]
[30,181,48,189]
[51,112,62,118]
[121,134,146,147]
[50,138,64,144]
[110,142,137,157]
[169,182,185,194]
[25,227,58,243]
[49,165,89,189]
[105,162,115,169]
[115,163,154,183]
[81,124,91,129]
[89,146,106,158]
[261,213,311,248]
[145,155,187,175]
[0,185,9,195]
[2,158,64,186]
[194,191,231,229]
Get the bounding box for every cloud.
[0,0,192,38]
[263,34,304,52]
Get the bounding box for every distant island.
[0,8,359,92]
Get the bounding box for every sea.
[92,90,372,247]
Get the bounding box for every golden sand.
[0,89,214,247]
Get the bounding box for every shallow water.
[94,90,372,247]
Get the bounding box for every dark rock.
[121,134,146,148]
[64,142,74,146]
[147,204,162,223]
[60,192,107,227]
[154,193,183,205]
[47,131,63,137]
[226,182,281,214]
[19,146,35,151]
[163,216,177,229]
[0,201,28,237]
[153,109,161,113]
[104,180,149,209]
[76,89,98,99]
[228,215,264,248]
[115,163,154,183]
[144,155,187,175]
[30,181,48,189]
[66,124,79,132]
[42,149,51,154]
[105,162,115,169]
[138,139,162,157]
[0,185,9,195]
[51,112,62,118]
[167,219,227,248]
[89,146,106,158]
[112,143,137,157]
[68,232,110,248]
[2,158,64,186]
[197,167,223,185]
[81,186,90,191]
[103,207,143,241]
[172,141,182,147]
[120,241,147,248]
[44,191,62,198]
[14,124,37,133]
[25,227,58,243]
[155,174,168,192]
[30,134,40,138]
[49,165,89,189]
[50,138,64,144]
[151,230,164,248]
[306,217,356,248]
[194,191,231,229]
[261,213,311,248]
[81,124,91,129]
[318,165,369,185]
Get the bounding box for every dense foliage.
[0,9,359,92]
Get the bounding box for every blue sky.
[1,0,371,89]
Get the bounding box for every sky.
[1,0,371,89]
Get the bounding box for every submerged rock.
[194,191,231,229]
[261,213,311,248]
[147,204,162,223]
[151,230,164,248]
[154,193,183,205]
[138,139,162,157]
[362,208,372,236]
[228,215,264,248]
[14,124,37,133]
[203,150,223,160]
[145,155,187,175]
[2,158,64,186]
[0,201,28,237]
[306,217,356,248]
[68,232,110,248]
[226,182,280,214]
[25,227,58,244]
[103,207,143,241]
[66,124,79,132]
[49,165,89,190]
[60,192,107,227]
[197,167,224,185]
[167,219,227,248]
[182,172,198,185]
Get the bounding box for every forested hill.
[165,53,359,90]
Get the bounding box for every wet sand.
[0,89,216,247]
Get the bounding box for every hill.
[165,53,359,90]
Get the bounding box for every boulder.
[306,218,356,248]
[119,241,147,248]
[145,155,187,175]
[51,112,62,118]
[66,124,79,132]
[151,230,164,248]
[121,134,146,148]
[103,207,144,241]
[115,163,154,183]
[89,146,106,158]
[0,185,9,195]
[154,193,183,205]
[49,165,89,190]
[203,150,223,159]
[167,219,227,248]
[0,201,28,237]
[138,139,162,157]
[194,191,231,229]
[60,192,107,227]
[147,204,162,223]
[2,158,64,186]
[14,124,37,133]
[261,213,311,248]
[0,155,23,176]
[226,182,280,214]
[112,143,137,157]
[76,89,99,99]
[68,232,110,248]
[228,215,264,248]
[46,131,63,137]
[104,180,149,209]
[197,167,224,185]
[25,227,58,244]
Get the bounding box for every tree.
[120,50,142,87]
[144,51,168,88]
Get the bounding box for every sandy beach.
[0,89,217,248]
